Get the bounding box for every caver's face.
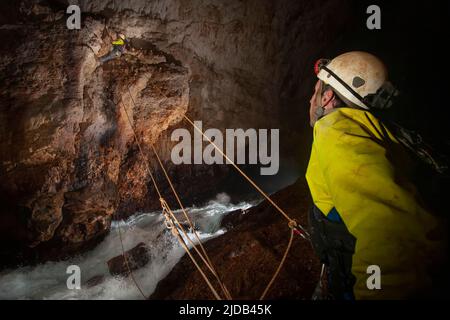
[309,80,322,127]
[309,80,337,127]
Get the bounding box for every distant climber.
[305,51,447,300]
[98,33,129,64]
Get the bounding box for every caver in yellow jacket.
[306,107,444,299]
[112,38,125,46]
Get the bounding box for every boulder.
[85,275,105,288]
[107,242,150,277]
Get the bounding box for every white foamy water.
[0,194,255,300]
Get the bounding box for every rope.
[116,219,147,299]
[259,228,295,300]
[183,115,310,238]
[160,199,223,300]
[181,115,311,299]
[164,205,231,300]
[126,67,307,237]
[120,86,229,300]
[117,62,313,300]
[134,72,310,240]
[150,143,233,300]
[125,84,232,300]
[120,101,162,199]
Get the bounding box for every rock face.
[151,178,321,300]
[0,0,353,264]
[0,9,190,262]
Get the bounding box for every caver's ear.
[322,88,334,101]
[321,88,336,109]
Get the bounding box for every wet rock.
[107,242,150,277]
[220,208,249,231]
[85,275,105,288]
[151,178,321,300]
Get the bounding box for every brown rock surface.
[107,242,150,277]
[150,178,321,300]
[85,275,105,288]
[0,13,190,261]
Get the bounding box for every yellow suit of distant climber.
[306,51,446,299]
[99,33,128,64]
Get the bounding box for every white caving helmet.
[315,51,388,110]
[118,33,126,40]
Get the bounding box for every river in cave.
[0,193,255,300]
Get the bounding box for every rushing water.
[0,193,255,300]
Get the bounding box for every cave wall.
[0,0,352,263]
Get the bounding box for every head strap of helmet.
[320,65,370,110]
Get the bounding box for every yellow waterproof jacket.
[112,38,125,46]
[306,107,443,299]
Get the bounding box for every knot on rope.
[288,219,298,230]
[288,219,309,239]
[160,198,174,230]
